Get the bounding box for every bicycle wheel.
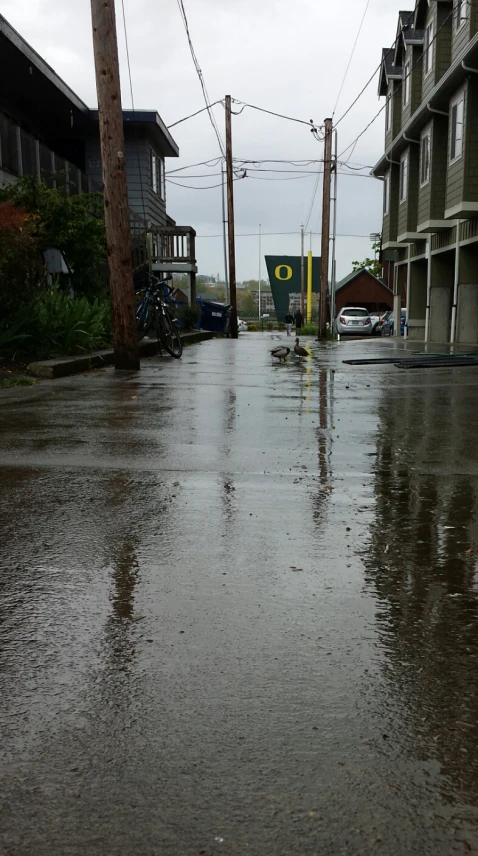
[156,309,183,358]
[136,296,153,341]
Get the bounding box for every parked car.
[238,318,248,333]
[375,310,393,336]
[369,314,381,335]
[381,309,407,337]
[335,307,373,336]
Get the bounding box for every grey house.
[0,14,197,294]
[374,0,478,344]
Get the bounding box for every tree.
[241,291,257,316]
[0,176,107,300]
[352,236,382,279]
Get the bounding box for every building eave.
[0,14,89,116]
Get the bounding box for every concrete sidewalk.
[2,333,478,855]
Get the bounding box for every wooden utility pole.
[225,95,238,339]
[90,0,140,370]
[300,224,305,318]
[319,118,333,339]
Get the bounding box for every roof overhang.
[89,109,180,158]
[0,14,91,144]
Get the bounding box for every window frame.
[420,124,432,187]
[403,58,411,107]
[455,0,468,30]
[424,20,435,78]
[385,93,392,133]
[400,152,409,203]
[150,150,165,198]
[383,171,390,215]
[450,89,465,164]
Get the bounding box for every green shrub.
[0,310,32,356]
[247,323,258,332]
[178,303,201,331]
[26,288,112,357]
[298,324,317,336]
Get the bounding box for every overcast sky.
[3,0,403,281]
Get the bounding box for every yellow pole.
[307,250,313,324]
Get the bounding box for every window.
[420,127,431,185]
[383,172,390,215]
[403,59,411,107]
[455,0,467,28]
[400,153,409,202]
[424,21,434,77]
[450,92,465,161]
[385,95,392,133]
[151,150,158,194]
[150,150,164,197]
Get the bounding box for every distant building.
[335,269,393,316]
[252,292,275,314]
[288,292,318,314]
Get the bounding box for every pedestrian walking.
[285,311,294,337]
[294,310,304,333]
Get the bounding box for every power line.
[167,101,223,130]
[166,175,245,190]
[338,1,464,158]
[195,231,374,239]
[231,99,322,132]
[332,0,371,119]
[166,157,224,175]
[119,0,147,225]
[303,165,323,231]
[175,0,225,157]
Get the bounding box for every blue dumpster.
[196,298,232,334]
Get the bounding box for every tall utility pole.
[225,95,238,339]
[90,0,140,370]
[258,223,262,323]
[221,162,229,303]
[300,224,305,318]
[330,130,338,325]
[319,117,333,338]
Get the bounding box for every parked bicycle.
[135,274,183,359]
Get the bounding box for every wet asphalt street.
[2,333,478,855]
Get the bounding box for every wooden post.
[190,229,197,305]
[90,0,140,370]
[225,96,238,339]
[319,118,333,339]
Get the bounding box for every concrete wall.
[428,252,454,342]
[408,258,427,339]
[456,243,478,343]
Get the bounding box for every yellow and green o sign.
[274,264,293,281]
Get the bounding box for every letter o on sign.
[275,265,293,281]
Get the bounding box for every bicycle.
[135,274,183,359]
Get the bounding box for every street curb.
[27,331,216,379]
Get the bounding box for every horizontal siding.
[418,171,431,225]
[85,137,168,228]
[452,8,472,63]
[446,82,468,209]
[431,118,449,220]
[407,148,420,232]
[464,78,478,203]
[436,5,452,82]
[422,4,438,102]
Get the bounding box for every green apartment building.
[374,0,478,343]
